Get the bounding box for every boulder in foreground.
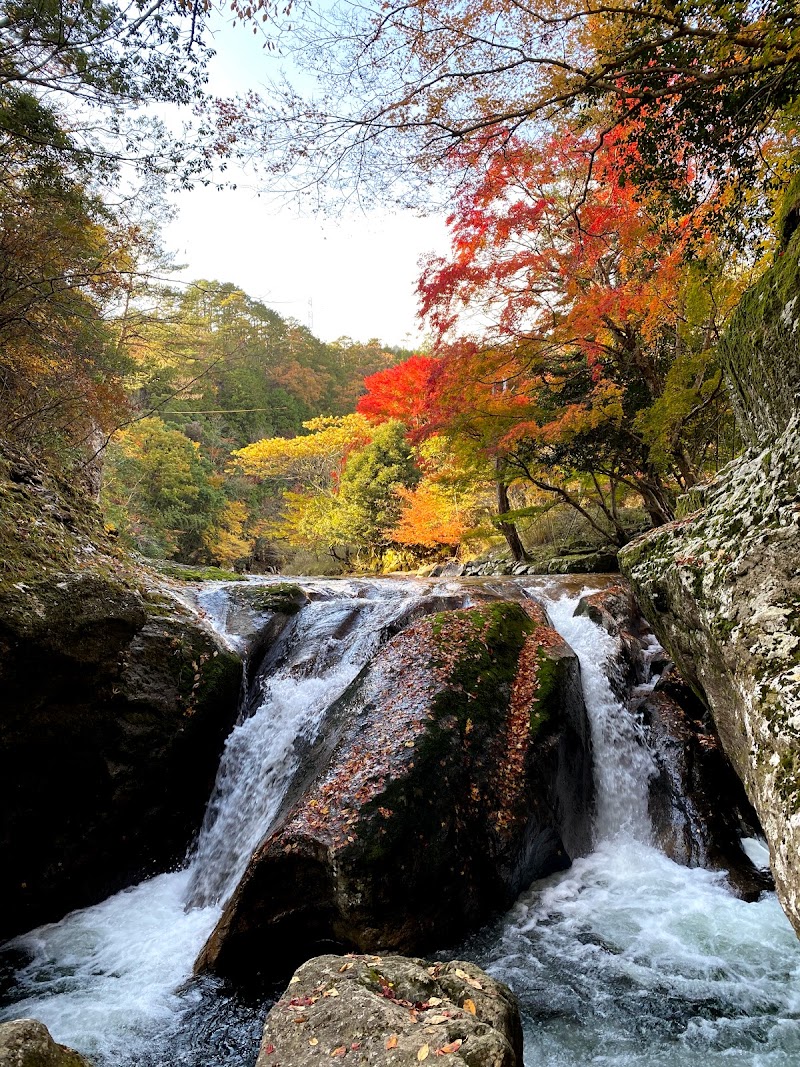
[257,954,522,1067]
[0,1019,90,1067]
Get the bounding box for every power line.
[160,408,275,414]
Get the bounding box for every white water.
[187,581,436,906]
[3,577,800,1067]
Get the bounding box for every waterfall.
[2,577,800,1067]
[542,592,656,844]
[186,584,437,907]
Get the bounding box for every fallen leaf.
[294,1016,308,1023]
[418,1044,430,1061]
[324,988,340,998]
[427,997,442,1006]
[438,1040,463,1055]
[289,976,301,985]
[350,1043,361,1050]
[331,1047,347,1057]
[262,1044,276,1055]
[310,1039,319,1046]
[338,962,354,973]
[385,1035,399,1050]
[426,1016,448,1025]
[463,999,477,1015]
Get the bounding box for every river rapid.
[2,575,799,1066]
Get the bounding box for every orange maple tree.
[415,127,735,542]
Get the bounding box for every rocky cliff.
[620,201,800,936]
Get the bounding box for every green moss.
[719,190,800,441]
[428,603,534,723]
[529,650,565,739]
[775,749,800,810]
[355,603,534,864]
[231,583,306,615]
[154,562,246,582]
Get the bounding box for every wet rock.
[574,583,647,696]
[0,1019,90,1067]
[638,684,773,898]
[546,551,618,575]
[196,601,593,986]
[257,954,522,1067]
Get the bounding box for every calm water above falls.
[2,577,800,1066]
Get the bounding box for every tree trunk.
[495,468,527,562]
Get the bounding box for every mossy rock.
[195,601,592,986]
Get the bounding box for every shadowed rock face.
[256,954,523,1067]
[196,600,593,986]
[0,574,242,940]
[0,1018,91,1067]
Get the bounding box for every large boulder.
[0,1019,90,1067]
[196,601,593,985]
[0,444,243,938]
[257,955,522,1067]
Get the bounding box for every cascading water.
[454,590,800,1065]
[0,576,446,1064]
[2,577,800,1067]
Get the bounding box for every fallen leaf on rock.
[350,1043,361,1050]
[463,1000,477,1015]
[426,1016,448,1025]
[418,1044,430,1061]
[436,1040,463,1056]
[323,988,339,997]
[385,1035,399,1050]
[262,1044,276,1055]
[331,1047,347,1057]
[289,977,301,985]
[294,1016,308,1024]
[338,962,354,973]
[427,997,443,1006]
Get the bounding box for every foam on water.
[470,840,800,1065]
[1,872,221,1062]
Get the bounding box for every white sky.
[162,15,450,348]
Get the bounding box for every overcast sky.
[162,14,449,348]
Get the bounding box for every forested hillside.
[1,0,798,579]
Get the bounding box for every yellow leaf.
[309,1038,319,1046]
[427,997,442,1006]
[418,1044,430,1061]
[324,988,340,997]
[463,999,477,1015]
[385,1035,399,1050]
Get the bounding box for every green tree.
[338,420,420,554]
[102,416,226,560]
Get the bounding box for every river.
[2,576,799,1066]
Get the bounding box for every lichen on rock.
[257,954,522,1067]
